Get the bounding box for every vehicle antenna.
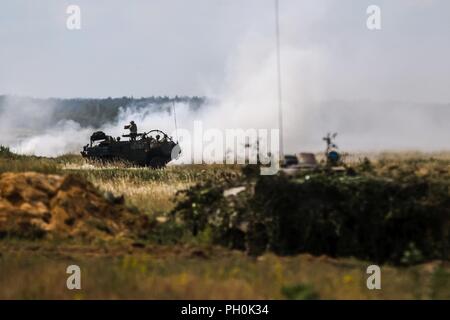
[172,100,179,142]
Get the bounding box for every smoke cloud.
[1,1,449,157]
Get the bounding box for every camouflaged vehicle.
[81,128,181,168]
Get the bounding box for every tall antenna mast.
[172,100,179,142]
[275,0,284,158]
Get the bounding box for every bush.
[253,174,449,264]
[0,146,17,159]
[173,171,449,265]
[172,181,251,250]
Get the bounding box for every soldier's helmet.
[130,120,135,125]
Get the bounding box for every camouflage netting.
[0,172,150,240]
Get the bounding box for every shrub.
[173,170,449,265]
[253,174,449,264]
[0,146,17,159]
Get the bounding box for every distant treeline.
[0,95,206,128]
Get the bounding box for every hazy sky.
[1,0,449,102]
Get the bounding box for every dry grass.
[0,241,448,299]
[96,178,190,214]
[340,150,450,164]
[61,163,241,215]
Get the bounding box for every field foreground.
[0,240,448,299]
[0,149,448,299]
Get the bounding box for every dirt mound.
[0,172,150,239]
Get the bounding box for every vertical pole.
[275,0,284,159]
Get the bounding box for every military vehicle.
[81,124,181,168]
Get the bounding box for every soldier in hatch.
[128,120,138,141]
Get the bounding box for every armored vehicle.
[81,125,181,168]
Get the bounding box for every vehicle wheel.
[148,157,166,169]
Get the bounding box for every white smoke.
[0,96,58,148]
[4,43,450,157]
[2,1,450,157]
[6,103,186,157]
[11,120,92,156]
